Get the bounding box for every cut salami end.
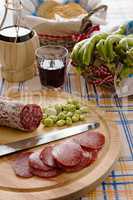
[0,99,43,132]
[30,167,60,178]
[52,141,83,167]
[40,146,57,168]
[29,151,52,171]
[12,152,33,178]
[73,131,105,150]
[20,104,43,132]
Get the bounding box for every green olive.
[55,104,62,114]
[66,112,73,117]
[75,103,80,109]
[75,110,81,115]
[56,120,66,127]
[68,104,76,112]
[43,113,47,119]
[80,106,89,113]
[72,99,79,105]
[63,111,67,115]
[79,114,85,121]
[49,115,58,123]
[72,114,80,122]
[67,98,79,105]
[66,117,72,126]
[67,98,73,104]
[43,118,54,127]
[58,112,66,120]
[45,107,57,116]
[63,104,69,111]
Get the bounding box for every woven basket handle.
[80,5,108,33]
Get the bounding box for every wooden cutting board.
[0,90,121,200]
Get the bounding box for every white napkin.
[115,77,133,97]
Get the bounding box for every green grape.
[55,104,62,114]
[49,115,58,123]
[66,112,73,117]
[43,118,54,127]
[45,107,57,116]
[56,120,65,127]
[58,112,66,120]
[80,106,89,113]
[72,114,80,122]
[66,117,72,126]
[79,114,85,121]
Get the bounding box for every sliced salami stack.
[0,98,43,131]
[12,131,105,178]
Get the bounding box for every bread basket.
[16,1,107,50]
[37,5,107,49]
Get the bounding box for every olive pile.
[42,99,89,127]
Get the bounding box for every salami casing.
[0,98,43,131]
[30,167,60,178]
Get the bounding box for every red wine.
[38,59,66,88]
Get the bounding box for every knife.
[0,122,99,157]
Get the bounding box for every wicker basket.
[72,56,116,90]
[80,61,115,89]
[35,5,108,50]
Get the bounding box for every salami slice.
[29,151,52,171]
[52,141,83,167]
[40,146,57,168]
[30,167,60,178]
[73,131,105,150]
[0,98,43,131]
[57,150,92,172]
[12,152,33,178]
[91,150,98,163]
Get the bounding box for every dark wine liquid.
[38,60,66,88]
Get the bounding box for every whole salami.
[0,98,43,131]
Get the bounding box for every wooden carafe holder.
[0,0,40,82]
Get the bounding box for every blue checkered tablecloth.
[0,67,133,200]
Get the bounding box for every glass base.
[41,84,64,92]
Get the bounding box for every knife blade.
[0,122,99,157]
